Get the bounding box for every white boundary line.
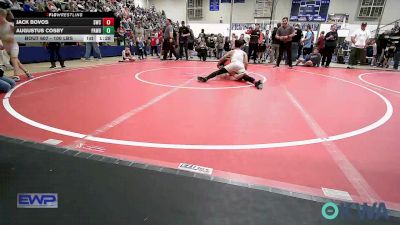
[134,67,267,90]
[358,72,400,94]
[68,76,196,149]
[285,86,381,202]
[2,67,394,150]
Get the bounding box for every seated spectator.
[383,44,396,68]
[120,46,135,62]
[0,67,15,93]
[295,48,321,67]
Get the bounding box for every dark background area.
[0,135,399,225]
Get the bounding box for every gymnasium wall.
[148,0,186,22]
[134,0,148,8]
[149,0,399,26]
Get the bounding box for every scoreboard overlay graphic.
[13,12,115,42]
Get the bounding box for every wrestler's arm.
[218,50,233,65]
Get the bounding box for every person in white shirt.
[348,22,371,69]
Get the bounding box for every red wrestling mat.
[1,60,400,210]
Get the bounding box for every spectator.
[376,31,389,67]
[295,47,321,67]
[382,44,396,68]
[207,33,216,58]
[172,24,179,58]
[394,30,400,70]
[117,23,127,46]
[238,33,245,49]
[257,34,267,63]
[46,42,65,69]
[136,38,145,60]
[348,22,371,69]
[121,46,135,62]
[249,24,261,63]
[0,40,12,70]
[317,31,325,54]
[243,33,250,55]
[187,25,194,59]
[84,42,102,60]
[0,67,14,93]
[230,33,237,50]
[134,23,144,42]
[158,27,163,56]
[23,0,36,12]
[150,33,159,57]
[269,23,281,63]
[274,17,296,68]
[178,21,190,60]
[370,39,378,67]
[265,30,270,47]
[45,1,59,12]
[10,0,22,10]
[302,25,313,56]
[321,24,338,68]
[196,37,207,61]
[216,33,224,59]
[223,36,231,54]
[198,29,205,40]
[291,24,302,62]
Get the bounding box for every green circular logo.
[322,202,339,220]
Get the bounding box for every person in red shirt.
[150,33,159,56]
[317,31,325,54]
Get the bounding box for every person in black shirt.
[46,42,65,69]
[393,29,400,69]
[269,23,281,63]
[376,32,389,67]
[178,21,190,60]
[248,24,261,63]
[223,36,231,53]
[321,24,338,67]
[291,24,302,62]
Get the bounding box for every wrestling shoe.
[197,77,207,82]
[255,80,263,90]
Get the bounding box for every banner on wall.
[327,13,349,23]
[290,0,331,22]
[210,0,219,11]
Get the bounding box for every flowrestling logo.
[17,193,58,208]
[321,201,388,221]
